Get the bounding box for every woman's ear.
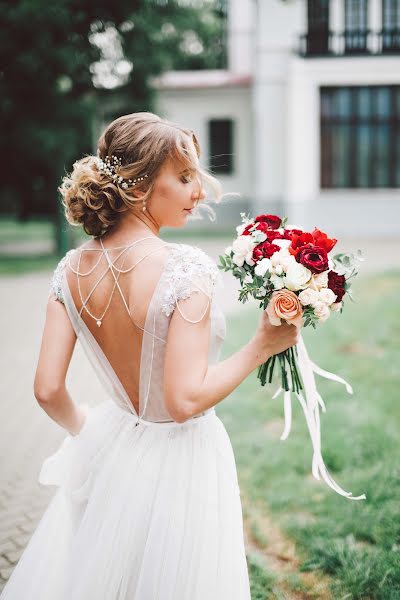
[131,188,146,199]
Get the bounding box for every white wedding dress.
[0,237,251,600]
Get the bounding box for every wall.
[252,0,304,217]
[286,55,400,236]
[155,84,253,228]
[253,0,400,237]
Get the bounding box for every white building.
[154,0,400,237]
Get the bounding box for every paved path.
[0,237,399,591]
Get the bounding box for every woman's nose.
[193,183,206,202]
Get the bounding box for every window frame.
[320,85,400,189]
[207,118,235,176]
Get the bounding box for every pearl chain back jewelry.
[95,154,148,190]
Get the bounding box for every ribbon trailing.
[273,335,366,501]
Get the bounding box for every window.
[208,119,234,175]
[382,0,400,52]
[383,0,400,27]
[345,0,369,53]
[320,86,400,188]
[306,0,330,55]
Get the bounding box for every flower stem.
[257,346,304,393]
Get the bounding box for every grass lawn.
[0,217,230,275]
[218,271,400,599]
[0,217,54,243]
[0,255,59,275]
[0,216,230,245]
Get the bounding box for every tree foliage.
[0,0,226,219]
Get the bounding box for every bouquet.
[219,213,366,500]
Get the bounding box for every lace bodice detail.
[160,243,219,318]
[48,240,226,423]
[49,249,75,304]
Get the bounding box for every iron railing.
[298,29,400,57]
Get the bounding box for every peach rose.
[266,289,304,328]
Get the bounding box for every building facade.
[155,0,400,236]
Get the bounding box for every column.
[330,0,345,54]
[227,0,255,74]
[369,0,382,53]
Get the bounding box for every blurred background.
[1,1,400,598]
[2,0,400,259]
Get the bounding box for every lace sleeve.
[161,244,219,322]
[49,249,75,304]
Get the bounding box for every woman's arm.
[164,291,299,423]
[34,294,86,435]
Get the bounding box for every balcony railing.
[298,29,400,57]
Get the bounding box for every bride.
[0,112,298,599]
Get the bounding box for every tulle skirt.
[0,398,251,599]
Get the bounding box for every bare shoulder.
[127,240,172,295]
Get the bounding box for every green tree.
[0,0,226,249]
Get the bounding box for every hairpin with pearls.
[95,154,148,190]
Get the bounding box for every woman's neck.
[101,210,161,246]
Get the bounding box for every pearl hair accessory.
[95,154,148,190]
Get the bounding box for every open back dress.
[0,236,251,600]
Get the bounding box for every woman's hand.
[252,311,300,366]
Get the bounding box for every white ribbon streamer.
[274,335,366,501]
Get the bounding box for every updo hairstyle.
[58,112,222,237]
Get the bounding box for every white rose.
[274,264,283,276]
[246,256,256,266]
[270,273,285,290]
[270,248,295,272]
[284,262,312,291]
[244,274,253,284]
[330,301,342,312]
[313,301,330,321]
[232,236,256,267]
[224,245,233,255]
[313,272,328,289]
[298,288,319,306]
[274,238,291,249]
[318,288,337,305]
[254,258,272,277]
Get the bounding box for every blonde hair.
[59,112,222,237]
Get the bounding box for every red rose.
[254,214,282,230]
[283,228,304,240]
[328,271,346,302]
[289,232,314,258]
[253,241,281,262]
[255,222,283,240]
[312,228,337,253]
[265,229,283,242]
[298,246,329,274]
[241,223,254,236]
[254,221,270,234]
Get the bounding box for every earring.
[142,198,147,212]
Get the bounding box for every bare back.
[49,237,226,422]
